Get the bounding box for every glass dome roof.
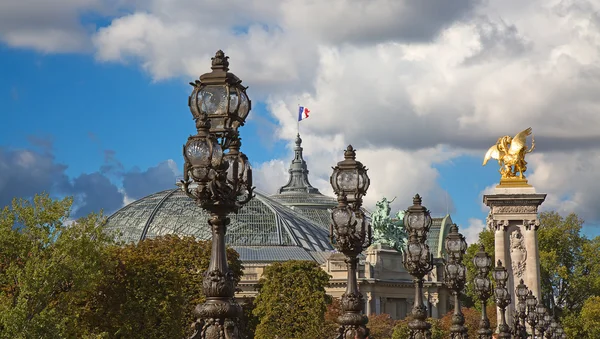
[104,188,334,263]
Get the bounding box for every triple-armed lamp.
[473,245,493,339]
[181,50,254,339]
[493,260,512,339]
[402,194,434,339]
[329,145,371,339]
[444,224,468,339]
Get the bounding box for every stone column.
[523,219,541,299]
[484,186,546,331]
[493,219,511,328]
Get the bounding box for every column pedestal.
[483,185,546,332]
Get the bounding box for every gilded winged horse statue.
[483,127,535,180]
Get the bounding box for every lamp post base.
[335,318,370,339]
[189,299,242,339]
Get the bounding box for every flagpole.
[297,102,300,136]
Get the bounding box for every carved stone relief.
[492,205,538,214]
[486,212,494,231]
[509,229,527,278]
[428,292,439,306]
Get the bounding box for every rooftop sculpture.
[371,197,407,252]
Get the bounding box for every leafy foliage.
[0,194,245,338]
[253,260,330,339]
[81,235,243,338]
[367,313,395,339]
[392,317,444,339]
[439,306,497,338]
[0,194,113,338]
[537,212,600,315]
[322,296,343,338]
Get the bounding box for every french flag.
[298,106,310,121]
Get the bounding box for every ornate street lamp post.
[535,305,550,338]
[473,245,493,339]
[182,50,254,339]
[547,320,558,339]
[444,224,468,338]
[329,145,371,339]
[541,313,553,339]
[493,260,512,339]
[402,194,434,339]
[554,326,565,339]
[526,291,538,338]
[514,279,529,338]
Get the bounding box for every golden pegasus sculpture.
[483,127,535,183]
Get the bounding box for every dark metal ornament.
[329,146,371,339]
[183,51,255,339]
[402,195,434,339]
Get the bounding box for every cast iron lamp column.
[492,260,512,339]
[473,245,493,339]
[526,291,538,338]
[181,50,254,339]
[444,224,468,338]
[541,312,553,339]
[402,194,434,339]
[535,305,550,338]
[546,319,558,339]
[329,145,371,339]
[514,279,529,338]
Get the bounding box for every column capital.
[524,219,540,231]
[493,219,510,231]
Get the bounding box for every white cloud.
[252,159,288,195]
[6,0,600,225]
[463,218,486,246]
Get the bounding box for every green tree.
[322,297,342,338]
[392,317,444,339]
[367,313,395,339]
[439,305,497,339]
[537,212,600,315]
[81,235,243,338]
[0,194,113,339]
[462,228,495,307]
[253,260,330,339]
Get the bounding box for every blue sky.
[2,0,600,244]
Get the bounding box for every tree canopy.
[0,194,244,338]
[0,194,113,338]
[253,260,330,339]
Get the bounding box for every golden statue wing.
[509,127,532,155]
[483,144,501,166]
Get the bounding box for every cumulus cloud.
[122,160,180,199]
[0,140,181,218]
[463,218,486,246]
[6,0,600,226]
[89,0,600,223]
[0,0,120,52]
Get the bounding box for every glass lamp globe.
[184,132,223,182]
[493,260,509,284]
[516,278,529,299]
[188,50,251,136]
[526,291,537,308]
[473,245,492,274]
[403,194,432,237]
[330,145,370,206]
